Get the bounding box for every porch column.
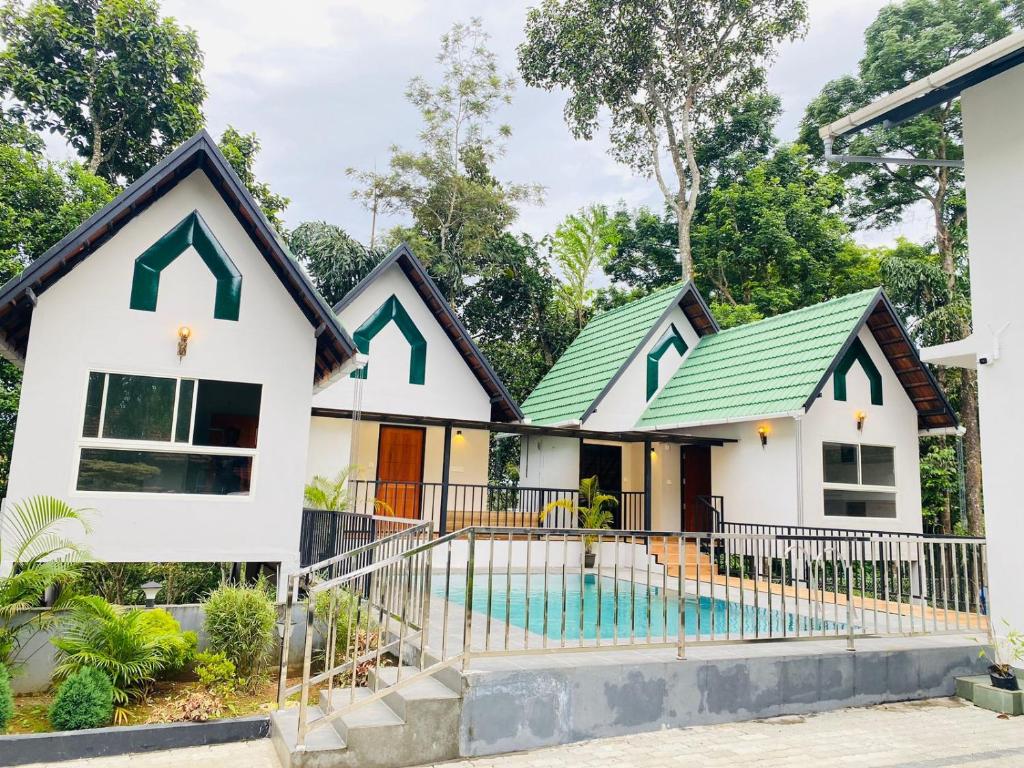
[438,423,452,535]
[643,440,652,531]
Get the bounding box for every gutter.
[919,426,966,438]
[823,137,963,169]
[312,352,368,394]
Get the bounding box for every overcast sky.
[100,1,931,248]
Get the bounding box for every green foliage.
[52,596,179,708]
[313,588,364,660]
[551,205,619,328]
[0,662,13,731]
[0,0,206,183]
[541,476,617,552]
[0,496,90,667]
[519,0,807,277]
[77,562,225,606]
[600,206,678,293]
[48,666,114,731]
[349,19,540,302]
[288,221,385,306]
[136,609,197,673]
[203,581,275,683]
[709,301,763,330]
[920,439,959,533]
[304,468,352,512]
[194,651,237,694]
[218,126,290,231]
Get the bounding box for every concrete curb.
[0,713,269,766]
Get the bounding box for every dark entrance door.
[580,442,622,526]
[376,425,426,519]
[681,445,712,531]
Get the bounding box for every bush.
[48,667,114,731]
[194,651,237,693]
[137,609,197,674]
[52,596,184,710]
[0,664,13,732]
[203,580,276,683]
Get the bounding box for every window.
[76,372,261,495]
[822,442,896,519]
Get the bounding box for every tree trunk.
[88,122,103,174]
[939,494,952,535]
[677,205,693,282]
[959,368,984,535]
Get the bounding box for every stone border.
[0,714,269,766]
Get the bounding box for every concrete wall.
[5,170,317,577]
[313,263,492,422]
[962,65,1024,633]
[519,436,580,490]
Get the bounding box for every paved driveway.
[17,697,1024,768]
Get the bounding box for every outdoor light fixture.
[177,325,191,360]
[141,580,162,609]
[757,425,769,448]
[855,410,867,431]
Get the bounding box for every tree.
[551,205,619,327]
[519,0,807,280]
[600,206,678,293]
[349,19,540,302]
[218,127,290,232]
[799,0,1019,535]
[0,0,206,183]
[287,221,384,307]
[692,145,880,317]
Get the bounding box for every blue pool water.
[436,573,841,640]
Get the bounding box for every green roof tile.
[637,288,880,428]
[521,283,686,425]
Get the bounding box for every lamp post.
[141,581,163,609]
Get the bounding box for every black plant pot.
[988,666,1019,691]
[584,552,596,569]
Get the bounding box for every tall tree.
[349,18,539,302]
[798,0,1021,535]
[518,0,807,280]
[288,221,384,306]
[0,0,206,183]
[551,205,619,328]
[218,126,290,232]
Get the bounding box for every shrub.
[137,609,197,674]
[48,667,114,731]
[203,580,276,683]
[52,596,176,710]
[194,651,237,693]
[0,664,13,732]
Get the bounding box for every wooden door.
[681,446,712,531]
[376,425,425,519]
[580,442,623,528]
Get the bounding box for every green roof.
[638,288,880,428]
[521,284,686,425]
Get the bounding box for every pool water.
[436,573,841,641]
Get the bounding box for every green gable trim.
[833,336,883,405]
[646,323,688,401]
[129,210,242,321]
[351,294,426,384]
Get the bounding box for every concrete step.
[319,687,405,744]
[271,704,347,768]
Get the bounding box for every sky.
[59,0,935,248]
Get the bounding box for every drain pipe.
[822,137,964,169]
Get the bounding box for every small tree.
[519,0,807,280]
[541,476,617,554]
[551,205,619,328]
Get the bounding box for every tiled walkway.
[17,697,1024,767]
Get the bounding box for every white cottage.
[0,132,358,587]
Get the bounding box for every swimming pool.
[436,573,841,641]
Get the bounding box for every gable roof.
[638,288,957,431]
[335,243,522,422]
[520,282,718,426]
[0,131,356,388]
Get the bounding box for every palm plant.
[0,496,91,667]
[540,476,617,554]
[51,596,174,718]
[304,467,393,515]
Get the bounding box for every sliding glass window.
[822,442,896,519]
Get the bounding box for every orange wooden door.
[376,426,425,519]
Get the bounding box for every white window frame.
[822,441,897,519]
[72,368,261,500]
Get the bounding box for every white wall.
[799,327,923,533]
[519,436,580,490]
[962,66,1024,632]
[313,263,492,421]
[584,303,702,431]
[6,170,317,576]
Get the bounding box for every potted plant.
[979,622,1024,691]
[540,476,617,568]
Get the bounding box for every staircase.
[271,663,463,768]
[647,537,715,579]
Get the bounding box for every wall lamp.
[141,580,163,609]
[756,424,769,448]
[177,325,192,360]
[855,410,866,431]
